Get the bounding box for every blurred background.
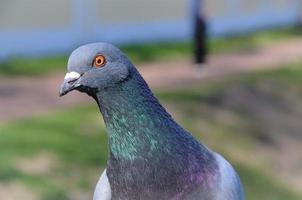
[0,0,302,199]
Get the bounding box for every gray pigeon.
[59,43,245,200]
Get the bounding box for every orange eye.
[94,55,106,67]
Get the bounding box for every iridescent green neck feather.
[95,68,181,160]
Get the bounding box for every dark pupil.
[97,59,102,64]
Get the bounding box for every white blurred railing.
[0,0,301,59]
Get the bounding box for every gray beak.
[59,71,81,97]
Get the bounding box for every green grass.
[1,104,301,199]
[1,26,302,76]
[0,106,108,164]
[210,25,302,54]
[247,61,302,85]
[0,55,68,76]
[0,109,300,199]
[0,106,107,199]
[237,163,301,200]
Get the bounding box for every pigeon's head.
[59,43,131,96]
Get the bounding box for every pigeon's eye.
[94,55,106,68]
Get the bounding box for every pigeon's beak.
[59,71,81,97]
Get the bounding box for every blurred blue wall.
[205,0,302,36]
[0,0,301,59]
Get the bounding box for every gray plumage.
[59,43,245,200]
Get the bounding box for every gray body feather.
[93,154,244,200]
[94,169,111,200]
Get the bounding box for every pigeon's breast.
[107,151,220,200]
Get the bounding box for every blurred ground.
[1,63,302,200]
[1,38,302,122]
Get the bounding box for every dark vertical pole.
[193,0,207,65]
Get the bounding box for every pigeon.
[59,43,245,200]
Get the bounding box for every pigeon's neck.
[95,69,182,160]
